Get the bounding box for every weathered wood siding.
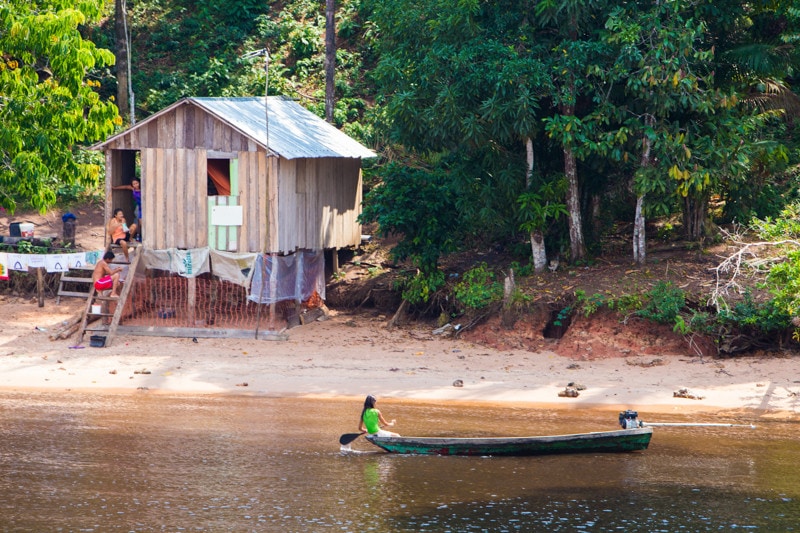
[237,151,270,252]
[275,157,362,252]
[102,102,257,152]
[141,147,208,250]
[139,147,272,254]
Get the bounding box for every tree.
[0,0,119,213]
[597,1,721,259]
[365,0,551,271]
[324,0,335,123]
[517,169,568,273]
[115,0,133,123]
[535,0,610,262]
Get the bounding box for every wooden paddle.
[339,432,365,445]
[641,422,756,428]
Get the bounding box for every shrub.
[636,281,686,324]
[453,263,503,310]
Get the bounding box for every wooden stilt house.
[92,96,375,253]
[85,97,376,341]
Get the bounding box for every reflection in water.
[0,393,798,531]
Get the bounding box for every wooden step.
[59,275,93,283]
[56,272,94,303]
[58,290,93,298]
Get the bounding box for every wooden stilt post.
[187,277,196,326]
[254,253,268,339]
[269,252,278,330]
[37,267,44,307]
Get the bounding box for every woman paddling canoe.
[359,395,399,437]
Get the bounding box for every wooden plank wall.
[238,151,269,252]
[276,157,362,252]
[142,147,208,250]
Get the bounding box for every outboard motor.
[619,410,641,429]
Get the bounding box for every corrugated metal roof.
[191,96,376,160]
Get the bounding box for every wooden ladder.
[56,271,94,304]
[77,247,141,348]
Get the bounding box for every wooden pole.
[37,267,44,307]
[331,247,339,276]
[254,253,268,339]
[641,422,756,428]
[269,252,277,331]
[187,277,196,326]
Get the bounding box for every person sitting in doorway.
[107,208,137,262]
[92,251,123,298]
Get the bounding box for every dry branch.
[709,239,800,312]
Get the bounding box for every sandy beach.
[1,295,798,421]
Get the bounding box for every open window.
[207,158,231,196]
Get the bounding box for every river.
[0,393,797,532]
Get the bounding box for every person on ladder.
[92,251,123,298]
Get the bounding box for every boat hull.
[366,427,653,456]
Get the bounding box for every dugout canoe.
[365,427,653,456]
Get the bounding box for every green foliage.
[517,176,569,234]
[360,162,459,273]
[717,291,791,333]
[751,201,800,240]
[764,251,800,322]
[0,0,119,213]
[607,293,645,314]
[636,282,686,325]
[15,240,33,254]
[508,261,534,278]
[453,263,503,310]
[552,306,572,327]
[395,269,445,305]
[574,290,608,317]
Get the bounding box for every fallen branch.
[709,239,800,312]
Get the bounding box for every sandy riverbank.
[1,295,798,420]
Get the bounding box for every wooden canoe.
[365,427,653,456]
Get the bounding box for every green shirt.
[363,408,380,434]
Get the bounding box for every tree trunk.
[633,195,646,264]
[560,104,585,262]
[324,0,336,123]
[683,195,708,240]
[115,0,129,120]
[563,156,585,263]
[633,115,654,265]
[531,230,547,273]
[525,137,547,273]
[590,194,601,236]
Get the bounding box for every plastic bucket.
[91,304,102,315]
[19,222,34,237]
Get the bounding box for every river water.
[0,393,797,532]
